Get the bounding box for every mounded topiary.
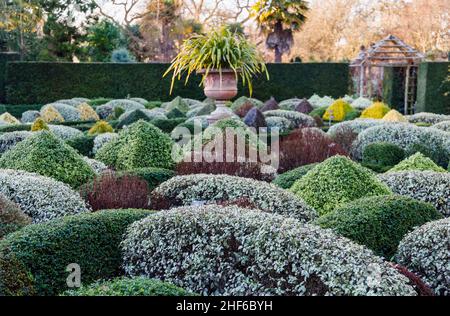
[389,152,447,173]
[315,195,442,258]
[231,96,263,111]
[0,112,20,125]
[0,169,90,223]
[264,110,316,129]
[77,103,100,121]
[66,134,95,157]
[0,194,31,239]
[261,97,279,112]
[0,131,95,188]
[42,103,80,122]
[395,217,450,296]
[322,99,353,122]
[382,109,408,122]
[362,142,405,173]
[378,171,450,217]
[63,277,195,296]
[0,131,32,154]
[290,156,392,216]
[88,120,114,136]
[116,109,152,128]
[272,163,318,189]
[151,174,316,222]
[164,96,190,113]
[166,107,186,119]
[95,120,175,170]
[121,206,416,296]
[40,105,65,123]
[30,118,49,132]
[0,209,153,296]
[360,102,391,119]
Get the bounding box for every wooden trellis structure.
[350,35,424,114]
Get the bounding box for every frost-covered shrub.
[378,171,450,217]
[40,105,64,123]
[122,206,416,296]
[315,195,442,258]
[0,113,20,125]
[63,277,194,296]
[231,96,263,111]
[21,111,40,123]
[328,119,387,139]
[42,103,80,122]
[183,98,203,108]
[0,131,95,188]
[95,120,175,170]
[0,169,90,223]
[264,110,316,129]
[360,102,390,119]
[278,98,303,111]
[163,96,190,113]
[351,97,373,110]
[407,113,450,125]
[432,121,450,132]
[0,209,151,296]
[308,95,334,108]
[265,116,292,133]
[351,123,450,163]
[93,132,118,154]
[82,157,108,174]
[342,95,354,104]
[323,99,353,122]
[48,125,84,141]
[395,217,450,296]
[117,109,166,128]
[389,152,446,173]
[151,174,316,222]
[111,48,135,62]
[0,131,32,154]
[290,156,392,216]
[0,193,31,238]
[96,100,145,119]
[129,98,148,105]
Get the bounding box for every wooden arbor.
[350,35,424,114]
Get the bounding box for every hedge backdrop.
[416,62,450,115]
[0,52,20,103]
[3,62,350,104]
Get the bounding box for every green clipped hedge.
[0,53,20,102]
[382,67,406,113]
[315,195,443,258]
[272,163,318,189]
[0,131,95,188]
[63,277,195,296]
[116,167,175,191]
[4,62,349,104]
[416,62,450,114]
[290,156,392,216]
[0,104,42,118]
[0,209,153,296]
[66,134,95,157]
[362,142,405,173]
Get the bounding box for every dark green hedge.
[416,62,449,114]
[0,209,153,296]
[0,53,20,103]
[0,104,42,118]
[383,67,406,113]
[4,62,349,104]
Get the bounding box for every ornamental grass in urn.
[164,27,269,122]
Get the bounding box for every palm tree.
[252,0,309,63]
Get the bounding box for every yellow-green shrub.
[30,118,49,132]
[360,102,390,119]
[77,103,100,121]
[322,99,353,122]
[0,113,20,125]
[88,120,114,136]
[41,105,64,123]
[382,110,408,122]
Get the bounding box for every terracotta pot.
[199,69,238,101]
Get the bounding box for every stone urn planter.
[198,69,238,123]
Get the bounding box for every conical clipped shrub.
[40,105,65,123]
[166,107,186,119]
[88,121,114,136]
[31,118,49,132]
[95,120,175,170]
[0,112,20,125]
[382,109,408,122]
[0,131,95,188]
[315,195,442,258]
[116,109,151,129]
[231,96,263,111]
[360,102,390,119]
[77,103,100,121]
[165,96,190,113]
[290,156,392,216]
[389,152,447,173]
[323,99,353,122]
